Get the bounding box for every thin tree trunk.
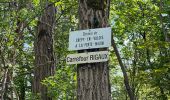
[33,1,56,100]
[112,39,134,100]
[77,0,111,100]
[1,68,8,100]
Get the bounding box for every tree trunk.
[112,39,134,100]
[77,0,111,100]
[33,1,56,100]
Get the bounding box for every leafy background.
[0,0,170,99]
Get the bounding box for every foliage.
[110,0,170,99]
[0,0,170,99]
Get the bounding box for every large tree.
[77,0,111,100]
[33,1,56,100]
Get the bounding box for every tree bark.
[77,0,111,100]
[33,1,56,100]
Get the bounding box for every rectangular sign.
[68,27,111,50]
[66,51,109,64]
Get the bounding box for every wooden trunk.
[77,0,111,100]
[33,2,56,100]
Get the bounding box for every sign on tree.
[68,27,111,50]
[66,51,109,64]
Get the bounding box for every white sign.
[66,51,109,64]
[69,27,111,50]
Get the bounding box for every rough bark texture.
[33,2,56,100]
[77,0,111,100]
